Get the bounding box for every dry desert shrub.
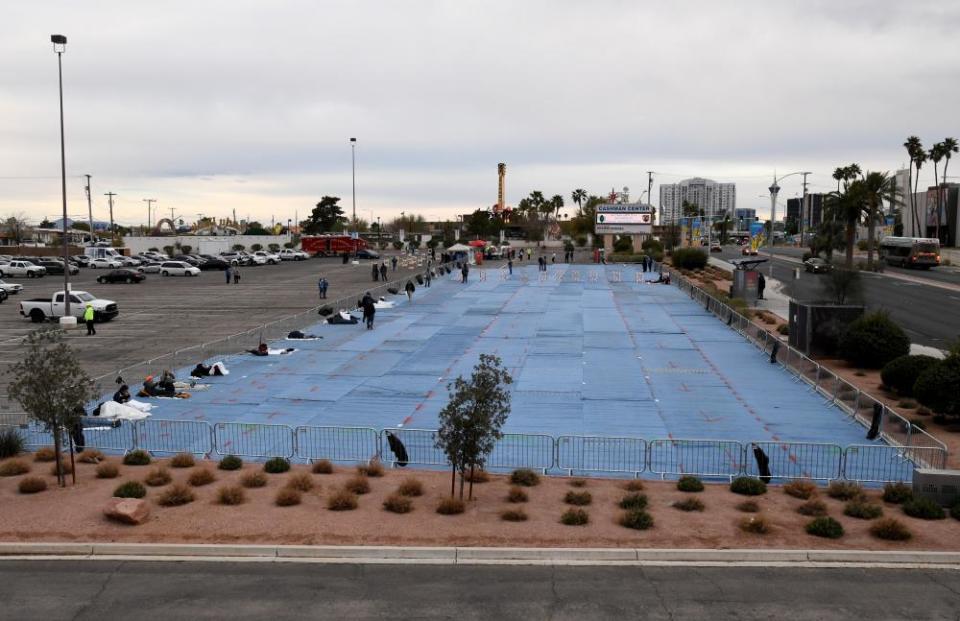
[560,508,589,526]
[18,476,47,494]
[464,469,490,483]
[187,468,215,487]
[122,450,151,466]
[507,486,528,503]
[95,462,119,479]
[383,493,413,514]
[241,471,268,488]
[797,499,828,517]
[285,473,315,493]
[619,509,653,530]
[436,497,465,515]
[397,478,424,497]
[827,481,863,501]
[275,487,302,507]
[510,469,540,487]
[357,459,384,478]
[33,447,57,462]
[618,493,648,511]
[622,480,645,492]
[169,453,195,468]
[564,490,592,506]
[739,515,770,534]
[50,461,73,476]
[157,484,195,507]
[311,459,334,474]
[844,499,883,520]
[674,497,705,512]
[0,459,30,477]
[344,475,371,495]
[144,467,172,487]
[78,449,104,464]
[327,488,359,511]
[735,500,760,513]
[870,518,912,541]
[217,485,246,506]
[501,509,528,522]
[783,479,818,500]
[568,478,587,488]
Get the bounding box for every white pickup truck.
[0,260,46,278]
[278,248,309,261]
[19,290,119,323]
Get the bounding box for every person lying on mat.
[248,342,296,356]
[113,384,131,404]
[191,361,229,377]
[286,330,322,339]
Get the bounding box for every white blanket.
[374,300,394,309]
[267,348,297,355]
[97,400,152,421]
[125,399,154,413]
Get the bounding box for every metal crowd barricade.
[135,419,213,456]
[648,438,744,479]
[556,435,646,476]
[487,433,555,471]
[879,405,912,448]
[907,426,948,469]
[746,441,843,481]
[295,426,379,463]
[842,444,916,483]
[214,422,295,459]
[80,418,136,453]
[380,428,448,467]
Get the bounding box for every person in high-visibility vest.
[83,303,96,336]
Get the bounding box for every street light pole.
[350,137,357,231]
[52,34,74,323]
[767,170,805,276]
[84,174,95,245]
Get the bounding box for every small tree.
[435,354,513,500]
[822,268,862,305]
[251,243,263,251]
[6,329,95,486]
[268,243,280,252]
[162,245,175,257]
[179,245,192,255]
[232,244,245,251]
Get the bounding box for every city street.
[1,560,958,620]
[717,247,960,349]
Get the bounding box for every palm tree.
[571,189,587,217]
[550,194,565,219]
[941,138,958,239]
[913,148,927,236]
[861,171,901,270]
[833,167,845,194]
[903,136,923,234]
[929,143,946,240]
[824,178,866,268]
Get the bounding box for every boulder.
[103,498,150,525]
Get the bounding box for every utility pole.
[84,174,95,245]
[104,192,116,245]
[647,171,654,208]
[799,172,811,248]
[350,137,358,232]
[143,198,156,231]
[768,174,780,277]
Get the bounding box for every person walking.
[83,302,96,336]
[757,273,766,300]
[526,248,532,260]
[507,258,513,275]
[551,252,556,264]
[425,270,432,287]
[391,255,398,272]
[233,265,241,284]
[318,276,328,299]
[405,280,416,302]
[372,263,380,282]
[225,265,232,284]
[362,291,376,329]
[380,262,388,281]
[461,262,469,283]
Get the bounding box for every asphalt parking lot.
[0,254,433,423]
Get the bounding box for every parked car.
[138,262,163,274]
[36,260,80,275]
[19,290,118,323]
[70,254,92,267]
[709,243,722,253]
[355,249,380,260]
[252,250,280,265]
[803,257,834,274]
[0,260,46,278]
[219,251,251,266]
[97,269,146,284]
[278,248,309,261]
[172,254,202,267]
[159,261,200,277]
[0,288,7,304]
[0,279,24,295]
[741,246,758,256]
[120,256,142,267]
[88,257,123,269]
[197,256,229,271]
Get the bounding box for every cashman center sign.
[595,203,653,234]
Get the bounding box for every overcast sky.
[2,1,959,227]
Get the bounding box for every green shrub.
[797,499,828,517]
[844,499,883,520]
[951,501,960,521]
[113,481,147,499]
[739,516,770,534]
[677,476,704,492]
[913,355,960,417]
[18,476,47,494]
[218,455,243,471]
[827,481,863,501]
[312,459,334,474]
[0,459,29,477]
[507,486,528,503]
[806,516,844,539]
[560,508,589,526]
[619,509,654,530]
[383,493,413,514]
[263,457,291,474]
[882,482,913,504]
[736,500,760,513]
[870,518,912,541]
[564,490,592,506]
[0,427,24,459]
[436,497,465,515]
[241,471,267,488]
[510,469,540,487]
[783,479,817,500]
[730,477,767,496]
[613,236,633,253]
[838,311,910,369]
[327,489,358,511]
[619,492,648,510]
[123,450,152,466]
[623,480,645,492]
[902,496,946,520]
[671,247,708,270]
[501,509,528,522]
[880,355,939,396]
[217,485,246,506]
[674,497,705,512]
[169,453,195,468]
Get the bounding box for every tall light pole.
[52,34,74,324]
[84,174,95,245]
[350,137,357,231]
[104,192,116,245]
[798,172,811,248]
[143,198,156,231]
[768,171,805,276]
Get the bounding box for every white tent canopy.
[446,243,472,252]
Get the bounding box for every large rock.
[103,498,150,525]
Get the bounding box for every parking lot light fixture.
[52,34,75,324]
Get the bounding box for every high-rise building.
[786,194,825,229]
[659,177,736,225]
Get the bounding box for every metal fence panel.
[879,406,912,449]
[843,444,917,483]
[135,419,212,456]
[295,426,379,463]
[556,435,646,475]
[214,422,294,458]
[488,433,555,470]
[746,441,842,481]
[648,438,744,478]
[79,418,136,453]
[380,428,448,467]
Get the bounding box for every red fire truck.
[300,235,369,257]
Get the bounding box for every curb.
[2,543,960,567]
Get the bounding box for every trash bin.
[730,259,767,305]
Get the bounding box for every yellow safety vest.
[83,306,95,321]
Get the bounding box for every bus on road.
[879,236,941,269]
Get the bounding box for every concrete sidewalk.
[709,256,790,320]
